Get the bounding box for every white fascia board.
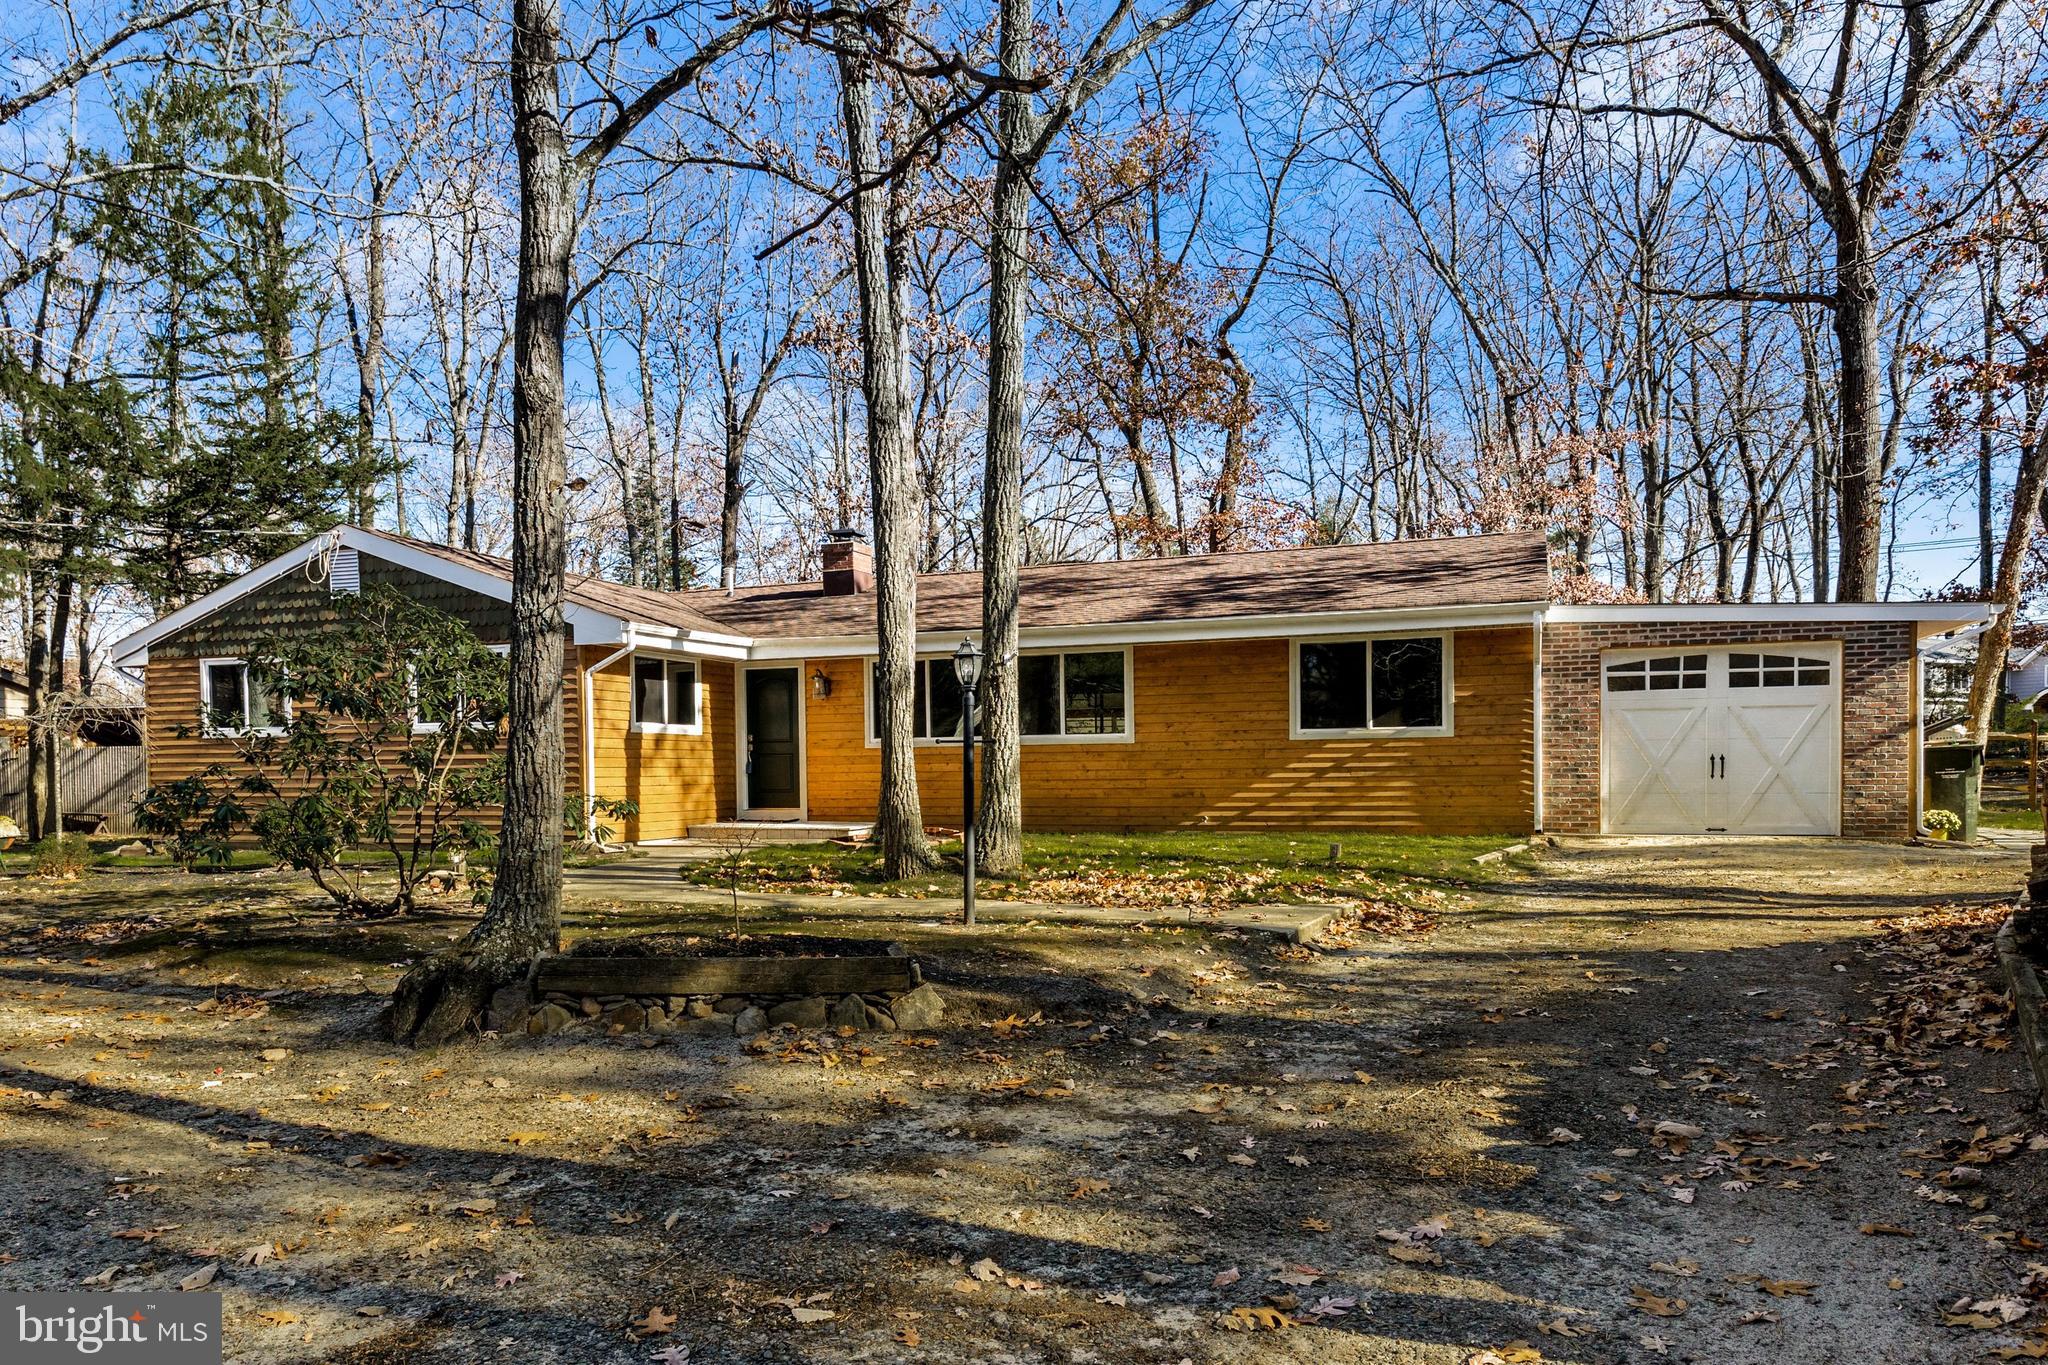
[109,533,332,668]
[621,623,752,660]
[743,602,1552,661]
[110,525,633,667]
[1544,601,1999,627]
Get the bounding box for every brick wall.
[1540,620,1916,838]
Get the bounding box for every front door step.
[686,820,873,845]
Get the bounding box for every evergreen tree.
[97,19,360,611]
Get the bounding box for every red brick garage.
[1537,606,1987,839]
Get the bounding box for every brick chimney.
[821,528,874,595]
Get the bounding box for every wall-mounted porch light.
[811,668,832,699]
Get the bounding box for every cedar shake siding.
[1540,619,1916,838]
[800,628,1535,835]
[146,552,513,656]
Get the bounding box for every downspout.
[1913,614,2002,837]
[1531,610,1545,833]
[581,640,637,843]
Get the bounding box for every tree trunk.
[42,565,74,836]
[720,395,744,590]
[837,20,935,879]
[353,184,387,526]
[1965,411,2048,744]
[1207,338,1254,553]
[388,0,573,1046]
[1832,241,1884,602]
[24,562,51,841]
[975,0,1033,877]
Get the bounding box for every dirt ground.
[1,837,2042,1364]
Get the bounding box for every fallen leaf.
[1219,1306,1293,1332]
[632,1305,676,1337]
[178,1263,218,1292]
[1757,1279,1816,1298]
[1629,1287,1688,1317]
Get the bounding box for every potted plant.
[1924,808,1962,841]
[0,814,19,851]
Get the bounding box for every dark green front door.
[745,668,801,810]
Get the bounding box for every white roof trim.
[1544,601,1999,626]
[109,527,630,667]
[745,602,1550,660]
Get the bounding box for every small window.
[1729,652,1829,689]
[1297,636,1448,734]
[632,658,699,730]
[201,659,285,735]
[1606,654,1706,692]
[412,643,509,732]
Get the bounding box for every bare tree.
[386,0,783,1047]
[976,0,1220,874]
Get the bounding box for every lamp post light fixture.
[952,638,983,927]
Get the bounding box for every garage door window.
[1605,654,1707,692]
[1728,652,1830,688]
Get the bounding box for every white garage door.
[1601,647,1841,836]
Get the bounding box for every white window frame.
[199,656,288,737]
[629,653,704,736]
[1288,632,1456,740]
[410,643,511,734]
[862,645,1136,747]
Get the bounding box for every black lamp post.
[952,637,983,927]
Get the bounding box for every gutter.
[580,642,636,842]
[1531,610,1545,832]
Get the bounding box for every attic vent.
[329,546,360,595]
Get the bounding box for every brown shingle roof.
[678,531,1551,638]
[362,530,740,636]
[367,529,1550,641]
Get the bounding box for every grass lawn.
[679,828,1525,912]
[0,835,629,875]
[1979,797,2042,830]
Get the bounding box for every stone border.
[482,957,946,1040]
[1995,844,2048,1101]
[1995,921,2048,1100]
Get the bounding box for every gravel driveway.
[0,836,2039,1364]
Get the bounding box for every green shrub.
[134,769,243,870]
[27,834,92,878]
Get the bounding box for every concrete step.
[685,820,872,846]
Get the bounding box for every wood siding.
[801,629,1535,834]
[141,649,587,833]
[580,648,735,840]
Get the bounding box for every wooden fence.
[0,745,147,833]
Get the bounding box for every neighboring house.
[0,666,28,721]
[2010,643,2048,708]
[108,526,1996,841]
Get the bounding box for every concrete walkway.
[563,848,1338,943]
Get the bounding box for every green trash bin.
[1922,742,1982,842]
